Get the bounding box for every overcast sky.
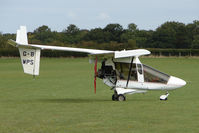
[0,0,198,33]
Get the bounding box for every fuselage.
[116,76,186,91]
[98,57,186,92]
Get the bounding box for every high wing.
[8,39,114,55]
[8,39,150,58]
[8,26,151,76]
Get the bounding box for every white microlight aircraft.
[8,26,186,101]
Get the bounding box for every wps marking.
[23,59,34,65]
[23,51,34,57]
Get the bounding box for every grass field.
[0,57,198,133]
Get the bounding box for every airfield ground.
[0,57,198,133]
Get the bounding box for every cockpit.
[115,62,170,84]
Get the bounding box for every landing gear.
[112,90,118,101]
[112,90,126,101]
[112,94,117,101]
[118,94,126,101]
[160,92,169,101]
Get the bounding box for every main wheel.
[118,94,126,101]
[112,94,118,101]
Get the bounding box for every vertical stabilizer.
[16,26,28,45]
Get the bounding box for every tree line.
[0,20,199,51]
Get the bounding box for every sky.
[0,0,198,33]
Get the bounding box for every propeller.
[94,56,98,93]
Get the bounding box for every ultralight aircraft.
[8,26,186,101]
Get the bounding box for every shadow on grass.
[35,98,111,103]
[31,97,158,103]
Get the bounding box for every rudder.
[16,26,41,76]
[19,48,41,75]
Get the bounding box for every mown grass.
[0,57,198,133]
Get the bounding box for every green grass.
[0,57,198,133]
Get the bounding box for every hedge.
[147,48,199,56]
[0,48,87,57]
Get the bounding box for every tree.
[151,21,190,48]
[120,30,136,43]
[175,23,190,48]
[34,25,51,33]
[83,28,105,43]
[61,24,81,44]
[63,24,80,35]
[103,23,124,42]
[128,23,138,32]
[33,25,54,43]
[191,35,199,48]
[0,33,6,48]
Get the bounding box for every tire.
[112,94,117,101]
[118,94,126,101]
[160,98,168,101]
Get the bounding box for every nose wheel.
[160,92,169,101]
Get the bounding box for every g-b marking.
[23,51,35,57]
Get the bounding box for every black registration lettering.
[22,59,34,65]
[23,51,34,57]
[23,51,27,56]
[31,52,34,57]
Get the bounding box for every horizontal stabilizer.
[7,39,18,47]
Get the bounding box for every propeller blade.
[94,76,96,93]
[94,56,97,93]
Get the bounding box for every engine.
[96,61,116,86]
